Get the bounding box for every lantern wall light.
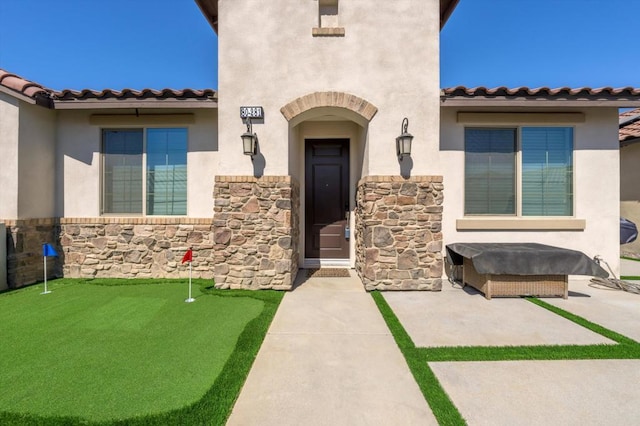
[241,117,258,159]
[396,117,413,161]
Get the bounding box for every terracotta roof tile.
[443,86,640,97]
[0,68,216,107]
[620,107,640,120]
[53,88,216,101]
[620,107,640,144]
[0,69,51,101]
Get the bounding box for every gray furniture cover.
[446,243,609,278]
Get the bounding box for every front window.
[521,127,573,216]
[465,128,516,215]
[102,128,187,215]
[464,127,573,216]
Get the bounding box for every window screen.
[465,128,517,215]
[521,127,573,216]
[102,130,143,214]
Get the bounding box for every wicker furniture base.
[463,258,568,300]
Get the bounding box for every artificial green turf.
[620,275,640,280]
[620,256,640,262]
[371,291,640,426]
[371,291,465,426]
[0,279,283,425]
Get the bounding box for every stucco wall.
[621,142,640,202]
[56,109,218,218]
[440,107,621,275]
[620,143,640,255]
[0,93,20,218]
[18,100,57,218]
[217,0,440,177]
[56,111,101,217]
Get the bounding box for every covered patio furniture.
[446,243,609,300]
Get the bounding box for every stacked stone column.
[1,218,60,288]
[355,176,444,291]
[213,176,299,290]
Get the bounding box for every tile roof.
[0,68,217,108]
[442,86,640,108]
[0,69,52,106]
[443,86,640,97]
[620,107,640,144]
[53,88,216,101]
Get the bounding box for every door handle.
[344,203,350,239]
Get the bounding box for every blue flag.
[43,243,58,257]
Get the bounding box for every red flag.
[182,248,193,264]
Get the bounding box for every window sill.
[457,217,586,231]
[312,27,345,37]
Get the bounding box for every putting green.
[0,281,264,422]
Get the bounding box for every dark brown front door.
[305,139,350,259]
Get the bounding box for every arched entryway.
[281,92,378,268]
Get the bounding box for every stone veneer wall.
[213,176,299,290]
[59,218,214,279]
[355,176,444,291]
[1,218,61,288]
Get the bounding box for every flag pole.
[185,247,195,303]
[42,250,51,295]
[41,243,57,294]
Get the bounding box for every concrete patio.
[385,277,640,425]
[382,280,616,348]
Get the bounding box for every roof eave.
[195,0,218,33]
[0,84,38,104]
[440,0,460,29]
[441,97,640,108]
[621,137,640,147]
[196,0,459,33]
[53,99,218,110]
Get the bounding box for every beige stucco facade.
[1,96,219,287]
[216,0,441,275]
[3,0,639,288]
[0,93,19,219]
[620,142,640,255]
[441,107,621,275]
[0,93,56,220]
[217,0,440,177]
[56,109,218,218]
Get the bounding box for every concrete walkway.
[226,271,436,425]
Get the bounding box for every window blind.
[464,128,516,215]
[521,127,573,216]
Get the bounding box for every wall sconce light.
[396,117,413,161]
[241,117,258,158]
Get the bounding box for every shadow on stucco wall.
[399,156,414,178]
[252,149,266,178]
[4,220,62,288]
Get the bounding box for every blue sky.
[1,0,638,91]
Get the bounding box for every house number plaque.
[240,106,264,119]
